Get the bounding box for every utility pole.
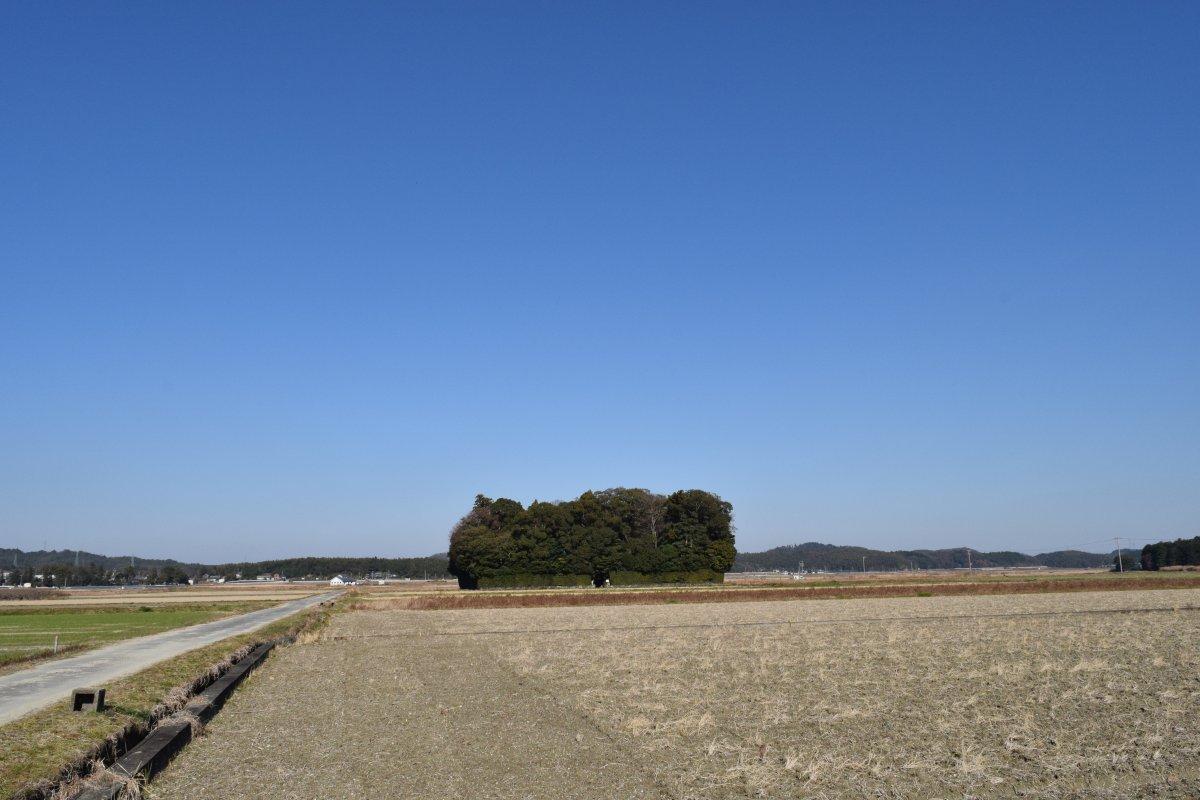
[1114,537,1124,573]
[862,555,866,573]
[966,549,972,570]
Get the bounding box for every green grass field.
[0,602,271,668]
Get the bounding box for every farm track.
[149,618,668,799]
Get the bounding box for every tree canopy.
[447,488,735,588]
[1140,536,1200,570]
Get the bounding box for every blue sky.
[2,2,1197,562]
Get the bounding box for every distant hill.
[0,548,450,581]
[733,542,1136,572]
[0,547,200,572]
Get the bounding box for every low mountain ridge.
[0,547,199,572]
[733,542,1132,572]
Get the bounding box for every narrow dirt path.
[149,612,669,799]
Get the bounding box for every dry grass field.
[723,568,1110,586]
[149,587,1200,799]
[352,571,1200,611]
[350,579,459,596]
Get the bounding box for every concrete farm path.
[0,592,339,725]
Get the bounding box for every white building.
[329,575,352,586]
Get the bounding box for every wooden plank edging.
[68,642,276,800]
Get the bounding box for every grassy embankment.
[0,598,341,799]
[0,602,275,671]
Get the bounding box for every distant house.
[329,575,352,586]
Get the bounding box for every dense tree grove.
[448,489,735,588]
[1140,536,1200,570]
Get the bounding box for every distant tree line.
[1140,536,1200,571]
[205,556,451,581]
[733,542,1133,572]
[448,489,735,589]
[1,548,451,585]
[0,561,190,587]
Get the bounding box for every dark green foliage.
[609,569,725,585]
[476,574,594,590]
[1140,536,1200,570]
[447,489,735,589]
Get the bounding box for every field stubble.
[152,588,1200,799]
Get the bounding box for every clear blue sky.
[2,2,1197,563]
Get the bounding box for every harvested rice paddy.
[150,587,1200,799]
